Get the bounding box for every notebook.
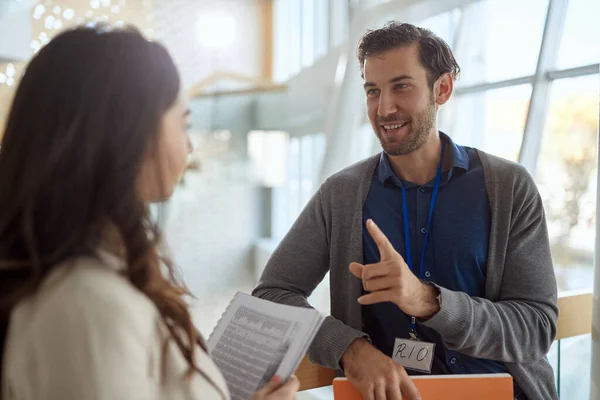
[333,374,514,400]
[208,292,325,400]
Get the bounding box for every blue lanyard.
[401,140,445,335]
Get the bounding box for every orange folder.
[333,374,514,400]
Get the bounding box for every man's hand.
[342,339,420,400]
[349,219,440,319]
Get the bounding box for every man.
[253,22,558,400]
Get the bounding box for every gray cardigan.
[253,151,559,400]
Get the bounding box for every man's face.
[363,44,438,156]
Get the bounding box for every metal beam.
[546,63,600,80]
[454,75,535,95]
[452,64,598,96]
[518,0,569,174]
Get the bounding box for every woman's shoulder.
[4,253,231,399]
[11,252,159,342]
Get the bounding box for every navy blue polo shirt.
[362,132,508,377]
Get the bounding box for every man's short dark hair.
[357,21,460,86]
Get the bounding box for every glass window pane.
[536,74,599,292]
[289,0,302,76]
[556,0,600,70]
[441,85,532,162]
[273,0,290,82]
[301,0,315,68]
[314,0,328,60]
[330,0,348,47]
[455,0,548,85]
[547,340,559,382]
[417,8,462,51]
[552,335,592,399]
[353,123,380,162]
[287,137,301,227]
[300,135,315,206]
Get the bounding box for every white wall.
[154,0,265,90]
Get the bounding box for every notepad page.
[208,292,323,400]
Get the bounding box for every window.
[433,0,599,391]
[300,133,325,206]
[301,0,315,67]
[247,130,288,187]
[435,0,599,296]
[547,335,592,399]
[272,0,302,80]
[418,8,462,51]
[271,133,326,240]
[556,0,600,70]
[441,85,532,161]
[273,0,333,78]
[536,75,599,291]
[455,0,548,85]
[329,0,349,48]
[272,0,291,82]
[288,0,302,76]
[287,137,301,229]
[357,123,380,160]
[314,0,329,60]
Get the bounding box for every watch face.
[430,283,441,308]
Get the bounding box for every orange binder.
[333,374,514,400]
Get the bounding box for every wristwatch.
[418,281,442,322]
[430,282,442,310]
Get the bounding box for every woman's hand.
[251,375,300,400]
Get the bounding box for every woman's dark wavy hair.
[0,24,202,389]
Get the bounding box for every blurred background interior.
[0,0,598,398]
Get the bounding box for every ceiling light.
[196,12,235,49]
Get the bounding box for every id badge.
[392,337,435,373]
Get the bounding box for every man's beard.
[375,99,437,156]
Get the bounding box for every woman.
[0,25,298,400]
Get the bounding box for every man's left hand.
[349,219,440,319]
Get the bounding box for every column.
[591,104,600,400]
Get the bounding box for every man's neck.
[388,132,444,185]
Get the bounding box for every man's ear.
[434,73,453,105]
